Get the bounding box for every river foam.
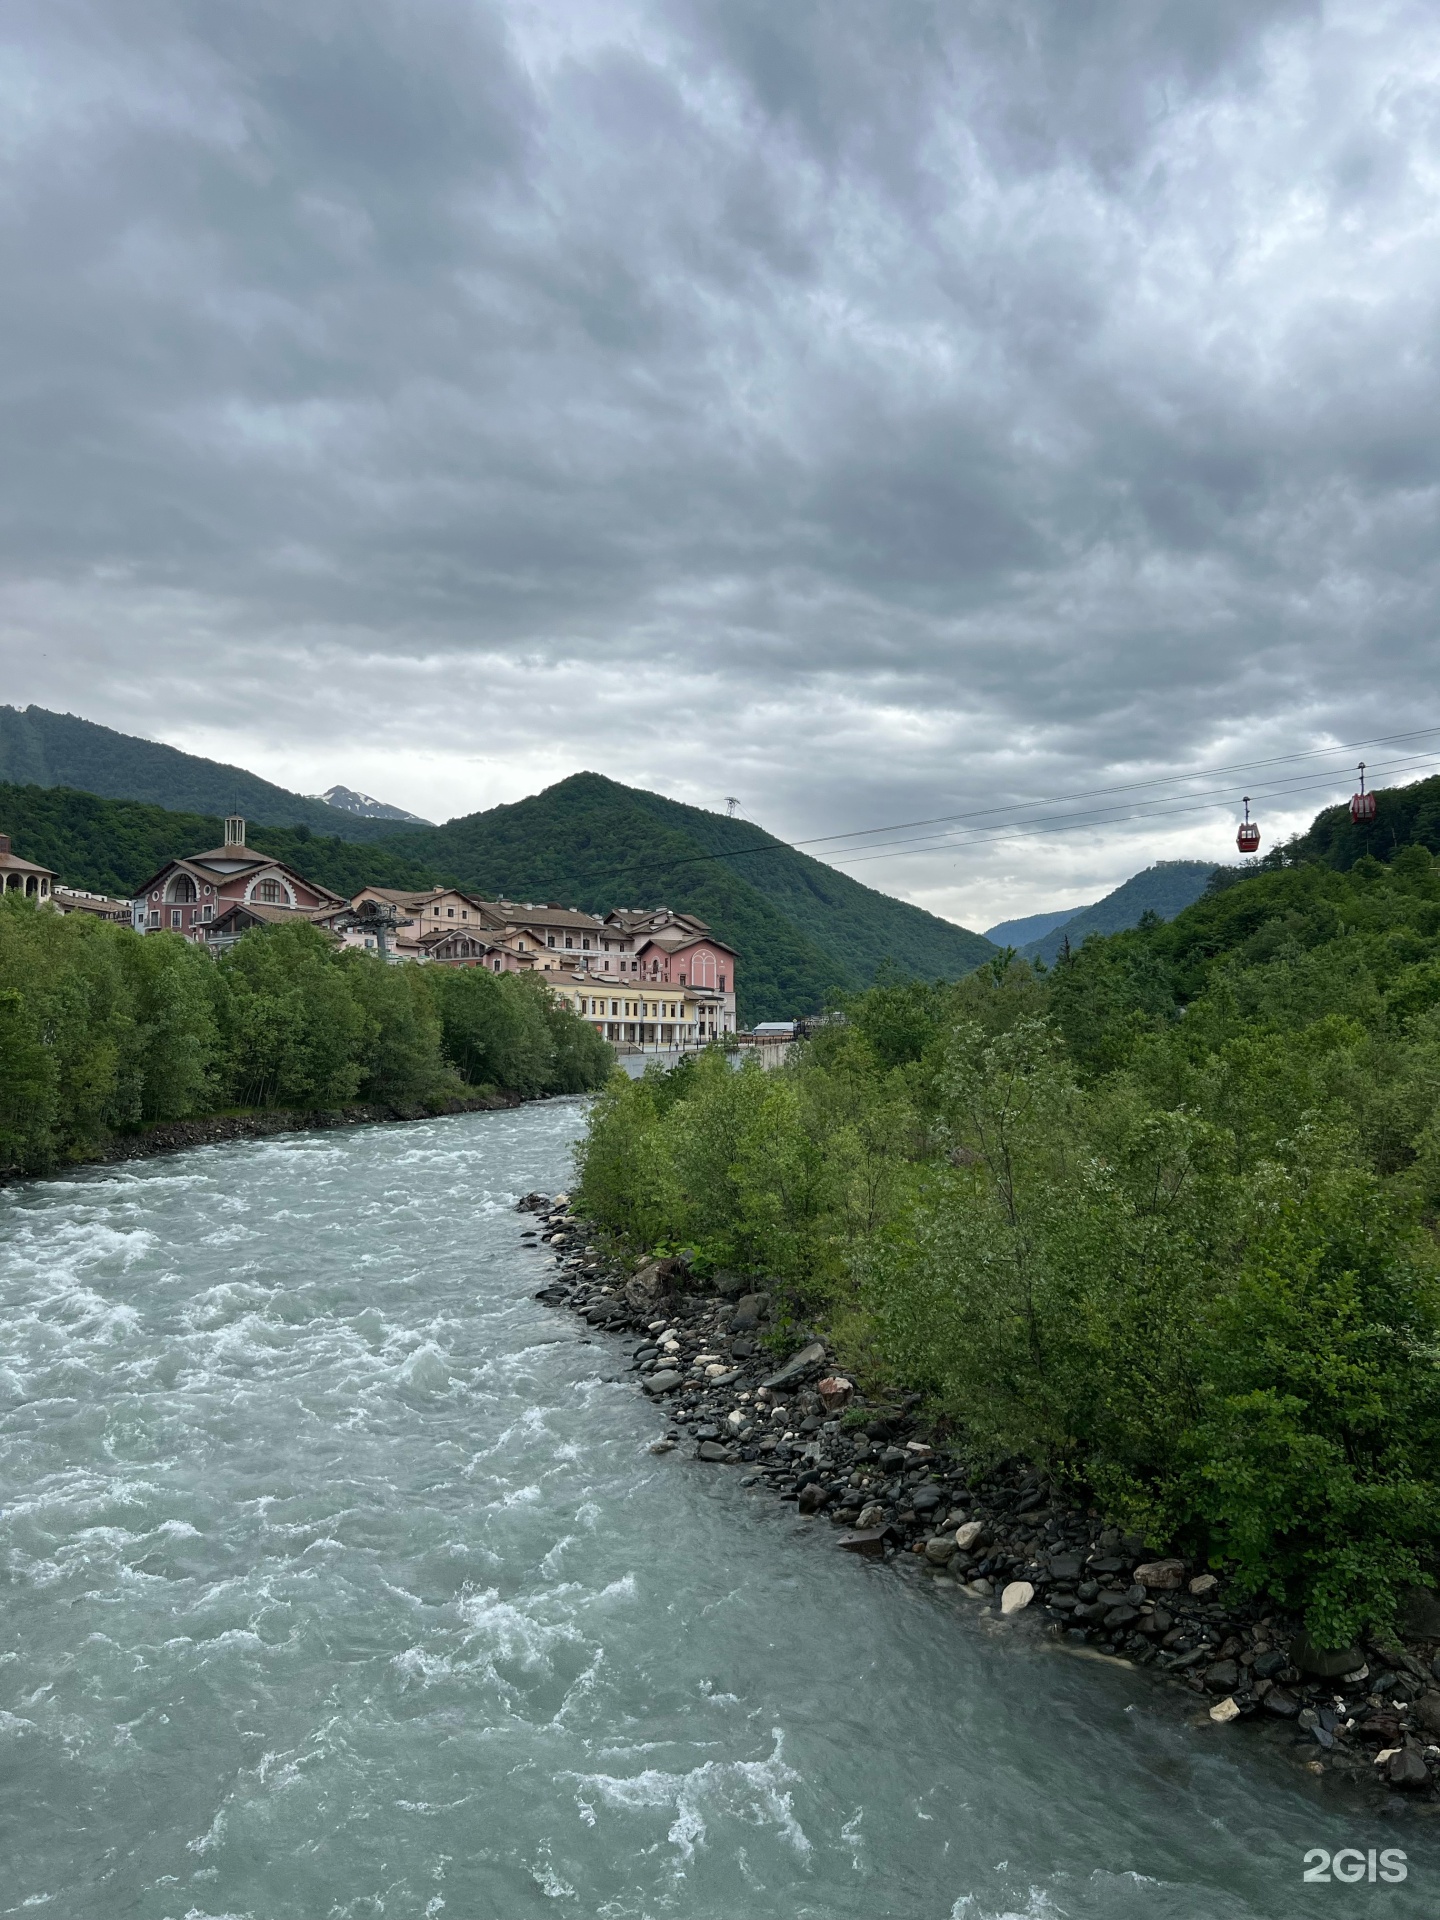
[2,1103,1437,1919]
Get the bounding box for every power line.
[820,748,1440,868]
[788,723,1440,854]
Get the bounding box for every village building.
[53,885,132,923]
[343,886,532,970]
[486,902,615,972]
[544,967,727,1049]
[605,907,738,1032]
[0,834,55,901]
[341,887,529,970]
[129,816,345,947]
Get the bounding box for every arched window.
[255,878,285,905]
[166,873,198,903]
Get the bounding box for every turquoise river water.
[1,1101,1437,1919]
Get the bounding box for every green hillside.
[1289,770,1440,869]
[0,705,408,842]
[1023,860,1218,967]
[0,774,995,1021]
[620,786,996,986]
[374,773,994,1016]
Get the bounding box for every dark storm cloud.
[2,0,1439,922]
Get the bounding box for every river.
[0,1102,1435,1919]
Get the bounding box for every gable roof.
[132,846,345,905]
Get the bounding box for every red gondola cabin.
[1236,797,1260,854]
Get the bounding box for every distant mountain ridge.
[0,706,409,842]
[1021,861,1218,967]
[984,906,1081,947]
[311,784,431,823]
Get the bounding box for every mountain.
[0,706,408,842]
[0,771,995,1021]
[370,772,997,1016]
[311,784,431,823]
[1022,861,1218,967]
[984,906,1085,948]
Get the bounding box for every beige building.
[0,834,54,901]
[545,968,727,1049]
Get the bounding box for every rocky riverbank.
[0,1089,525,1187]
[523,1190,1440,1811]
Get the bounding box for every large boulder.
[1134,1559,1186,1591]
[1290,1632,1367,1679]
[761,1341,828,1391]
[1401,1587,1440,1639]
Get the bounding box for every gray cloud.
[2,0,1438,927]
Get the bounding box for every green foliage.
[575,842,1440,1642]
[0,898,611,1175]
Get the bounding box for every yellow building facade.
[545,971,726,1049]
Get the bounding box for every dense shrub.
[0,897,612,1174]
[575,849,1440,1641]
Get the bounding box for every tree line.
[576,847,1440,1645]
[0,904,612,1175]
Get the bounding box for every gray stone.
[924,1536,958,1565]
[730,1293,771,1332]
[838,1526,892,1557]
[1204,1660,1241,1692]
[911,1487,943,1513]
[760,1342,828,1390]
[644,1370,684,1395]
[1387,1749,1430,1790]
[1134,1558,1185,1591]
[856,1503,887,1529]
[1401,1587,1440,1639]
[696,1440,732,1462]
[1291,1632,1367,1679]
[1047,1553,1082,1581]
[1104,1605,1139,1630]
[1413,1692,1440,1735]
[1252,1650,1287,1680]
[1262,1687,1301,1717]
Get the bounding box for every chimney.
[224,815,245,847]
[0,833,9,856]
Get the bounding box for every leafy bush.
[0,896,612,1174]
[575,847,1440,1641]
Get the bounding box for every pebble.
[1209,1697,1242,1724]
[1000,1581,1034,1616]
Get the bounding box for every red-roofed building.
[129,816,345,947]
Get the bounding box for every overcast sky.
[4,0,1440,929]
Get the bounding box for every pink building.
[130,816,345,946]
[606,909,737,1032]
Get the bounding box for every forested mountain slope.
[1022,860,1217,967]
[0,706,406,841]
